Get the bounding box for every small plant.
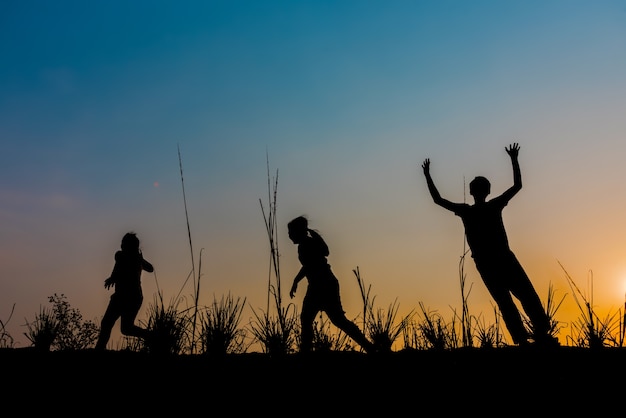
[145,295,191,355]
[199,293,249,356]
[559,262,619,348]
[0,304,15,348]
[526,281,565,343]
[26,294,98,351]
[354,266,414,352]
[310,314,352,352]
[474,305,505,348]
[249,155,298,356]
[177,145,203,353]
[119,334,144,352]
[24,306,59,351]
[401,318,426,350]
[617,303,626,347]
[416,302,457,350]
[458,249,474,348]
[249,304,298,356]
[366,298,413,352]
[568,310,622,348]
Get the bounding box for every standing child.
[288,216,374,353]
[95,232,154,350]
[421,143,558,347]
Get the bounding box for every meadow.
[3,160,626,415]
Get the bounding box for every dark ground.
[2,346,625,415]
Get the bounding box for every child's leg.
[95,297,121,350]
[327,311,373,353]
[119,296,149,339]
[299,302,317,353]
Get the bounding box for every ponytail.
[307,228,329,257]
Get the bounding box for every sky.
[2,1,626,350]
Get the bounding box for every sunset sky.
[2,1,626,349]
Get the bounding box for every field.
[3,345,624,415]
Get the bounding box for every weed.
[145,295,192,355]
[458,249,474,348]
[249,154,298,355]
[26,294,99,351]
[560,262,621,348]
[535,281,566,342]
[119,334,144,351]
[473,304,505,348]
[354,266,414,352]
[24,305,59,351]
[177,144,202,353]
[416,302,457,350]
[0,304,15,348]
[401,318,426,350]
[310,314,353,352]
[249,304,298,356]
[199,293,249,356]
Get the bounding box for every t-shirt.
[297,235,332,284]
[110,250,146,296]
[453,194,511,261]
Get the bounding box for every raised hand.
[422,158,431,175]
[505,143,520,158]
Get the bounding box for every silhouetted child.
[422,143,557,347]
[288,216,375,353]
[95,232,154,350]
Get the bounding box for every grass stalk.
[458,249,473,348]
[251,152,297,355]
[177,144,201,353]
[0,304,15,348]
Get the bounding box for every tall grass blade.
[177,144,200,353]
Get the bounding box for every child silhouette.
[422,143,557,347]
[288,216,375,353]
[95,232,153,350]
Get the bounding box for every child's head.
[469,176,490,200]
[288,216,308,243]
[121,232,140,252]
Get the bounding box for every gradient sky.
[2,1,626,349]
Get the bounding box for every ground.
[3,346,624,415]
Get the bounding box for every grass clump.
[249,304,298,356]
[1,304,15,348]
[522,281,565,344]
[473,305,505,348]
[144,295,192,355]
[309,314,353,352]
[24,306,59,351]
[354,266,414,353]
[415,302,458,350]
[560,262,621,348]
[199,293,249,356]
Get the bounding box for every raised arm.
[500,143,522,201]
[421,158,461,212]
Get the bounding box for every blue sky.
[2,1,626,349]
